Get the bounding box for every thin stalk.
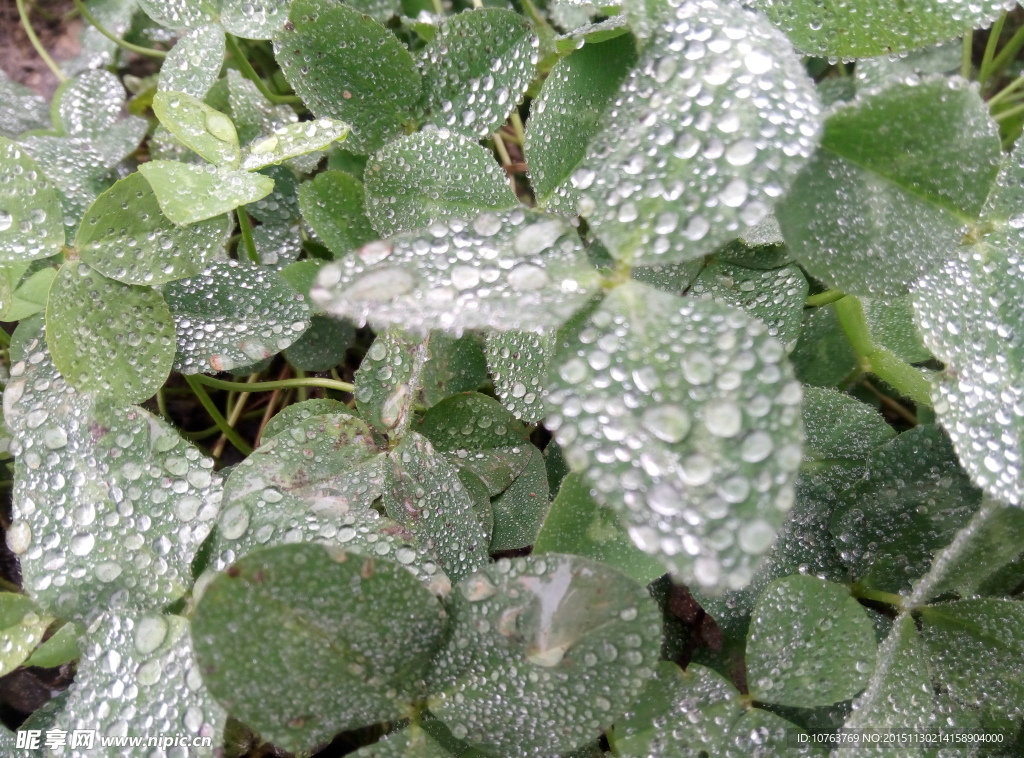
[986,21,1024,86]
[493,131,513,167]
[833,296,933,408]
[225,35,302,106]
[236,208,260,264]
[804,289,846,307]
[852,584,905,611]
[987,74,1024,106]
[861,379,918,426]
[255,387,284,447]
[16,0,66,82]
[519,0,554,38]
[430,0,443,14]
[0,329,10,349]
[510,111,526,146]
[190,373,355,394]
[979,12,1008,87]
[156,387,169,420]
[962,30,974,79]
[994,100,1024,122]
[184,376,254,456]
[213,373,257,458]
[294,368,308,402]
[71,0,166,58]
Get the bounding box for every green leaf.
[0,137,65,262]
[284,316,355,372]
[779,78,1001,296]
[0,70,50,138]
[383,432,490,582]
[428,553,662,756]
[534,473,665,586]
[526,34,636,207]
[139,160,275,225]
[790,303,859,388]
[52,612,225,756]
[689,261,808,352]
[152,91,241,168]
[615,661,820,758]
[23,621,81,668]
[854,40,962,92]
[356,330,431,435]
[241,118,350,171]
[138,0,216,29]
[54,70,124,140]
[192,543,449,753]
[860,295,931,364]
[298,170,378,258]
[350,726,454,758]
[920,599,1024,718]
[227,68,297,145]
[802,386,896,462]
[275,0,422,153]
[163,260,311,374]
[310,210,601,333]
[364,131,518,236]
[159,24,226,100]
[841,614,933,739]
[746,575,876,707]
[0,594,52,677]
[830,425,983,595]
[3,265,56,322]
[907,497,1024,606]
[421,332,488,407]
[4,329,221,618]
[546,281,803,593]
[567,0,820,266]
[753,0,1009,58]
[76,172,230,285]
[419,8,538,139]
[911,137,1024,506]
[260,398,354,441]
[415,392,549,550]
[46,262,175,403]
[210,411,450,589]
[220,0,291,39]
[485,330,554,423]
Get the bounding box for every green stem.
[16,0,66,82]
[0,328,10,349]
[832,296,933,407]
[988,74,1024,106]
[994,100,1024,122]
[71,0,166,58]
[804,289,846,307]
[510,111,526,145]
[226,34,302,106]
[156,387,169,420]
[852,584,905,611]
[962,30,974,79]
[979,12,1007,87]
[519,0,554,39]
[236,208,259,264]
[430,0,443,14]
[190,373,355,394]
[184,375,254,456]
[987,22,1024,86]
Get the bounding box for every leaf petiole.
[190,373,355,394]
[16,0,67,82]
[71,0,167,58]
[184,375,255,456]
[226,34,303,106]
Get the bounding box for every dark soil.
[0,0,80,97]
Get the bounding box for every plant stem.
[804,289,846,307]
[184,375,254,456]
[213,373,257,457]
[987,22,1024,87]
[962,30,974,79]
[16,0,66,82]
[519,0,554,39]
[832,295,934,408]
[852,584,905,611]
[225,34,302,106]
[979,12,1007,87]
[0,328,11,349]
[994,100,1024,122]
[190,373,355,394]
[988,74,1024,106]
[430,0,443,14]
[860,379,918,426]
[236,208,260,264]
[156,387,169,420]
[510,111,526,145]
[71,0,166,58]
